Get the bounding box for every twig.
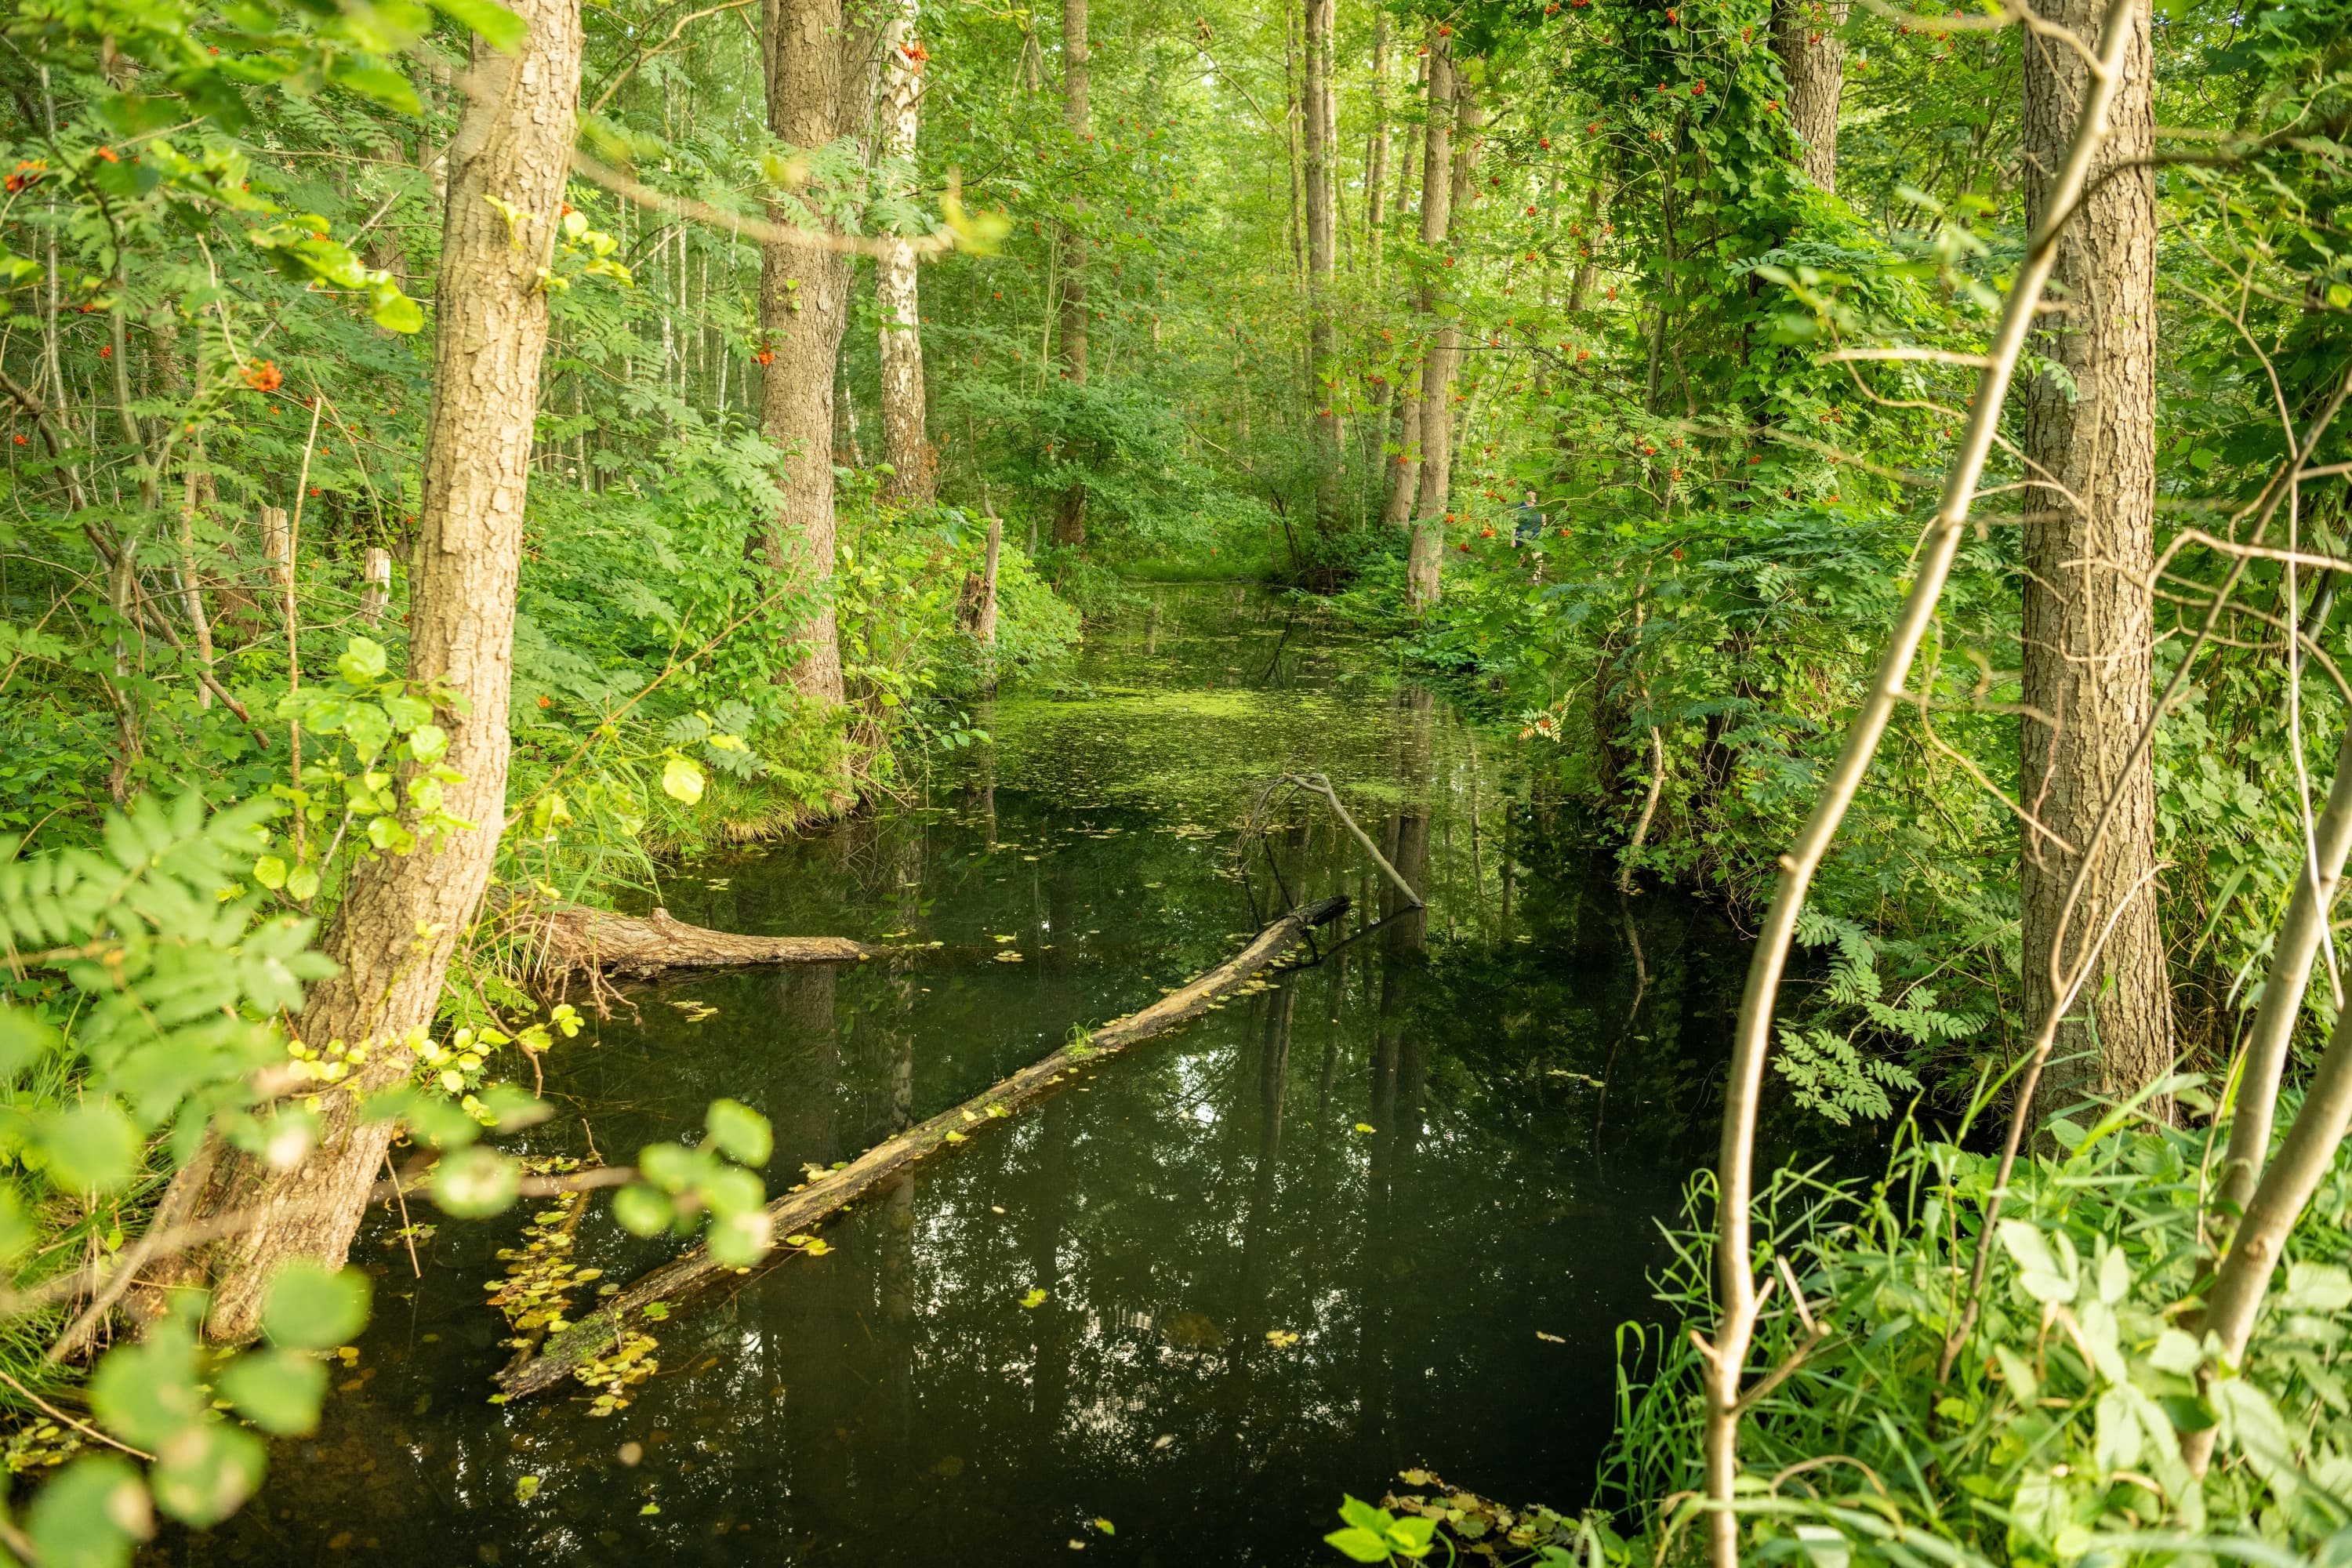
[1276,774,1425,909]
[385,1154,421,1279]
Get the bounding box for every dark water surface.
[159,586,1751,1567]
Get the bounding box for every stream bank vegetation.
[0,0,2348,1556]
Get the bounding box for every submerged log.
[528,904,873,979]
[499,894,1348,1401]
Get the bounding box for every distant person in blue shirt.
[1512,489,1546,546]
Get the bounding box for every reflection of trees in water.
[213,590,1764,1565]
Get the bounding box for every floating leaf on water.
[1020,1288,1048,1308]
[640,1504,661,1515]
[1152,1435,1174,1450]
[514,1475,541,1503]
[1353,1123,1376,1134]
[1536,1331,1565,1344]
[1094,1519,1116,1536]
[1265,1329,1301,1348]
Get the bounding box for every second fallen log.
[525,904,873,979]
[499,893,1349,1401]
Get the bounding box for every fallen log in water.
[526,903,873,979]
[499,894,1349,1401]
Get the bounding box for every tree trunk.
[1770,0,1848,191]
[1303,0,1338,530]
[875,2,932,505]
[758,0,850,703]
[191,0,583,1341]
[1379,53,1424,529]
[1381,394,1419,527]
[1403,34,1456,610]
[1051,0,1091,546]
[2019,0,2169,1131]
[1365,13,1388,254]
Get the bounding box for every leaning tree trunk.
[875,2,932,506]
[1303,0,1339,532]
[1051,0,1091,548]
[191,0,583,1341]
[1403,34,1456,610]
[758,0,850,704]
[2019,0,2169,1131]
[1771,0,1848,191]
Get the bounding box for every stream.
[155,584,1752,1566]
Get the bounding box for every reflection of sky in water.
[154,587,1753,1568]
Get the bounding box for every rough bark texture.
[758,0,850,703]
[1051,0,1091,547]
[1403,34,1456,610]
[526,905,872,979]
[875,1,932,505]
[1303,0,1339,528]
[2019,0,2170,1131]
[502,896,1350,1399]
[191,0,583,1341]
[1770,0,1849,191]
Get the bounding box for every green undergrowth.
[1325,1082,2352,1568]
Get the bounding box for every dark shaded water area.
[158,585,1758,1567]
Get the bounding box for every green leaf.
[408,723,449,764]
[372,287,426,334]
[706,1098,773,1167]
[0,1009,56,1078]
[662,755,706,806]
[263,1261,372,1350]
[612,1182,673,1236]
[325,58,424,114]
[286,864,321,902]
[707,1209,773,1267]
[429,0,529,52]
[35,1101,142,1192]
[432,1146,519,1217]
[1325,1527,1393,1564]
[336,637,388,684]
[252,855,288,891]
[216,1348,328,1436]
[150,1421,266,1527]
[27,1454,152,1568]
[341,702,393,765]
[2284,1262,2352,1313]
[90,1330,206,1450]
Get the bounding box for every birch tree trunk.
[1403,36,1457,610]
[192,0,583,1341]
[1380,50,1425,529]
[2018,0,2170,1131]
[758,0,850,703]
[1771,0,1848,191]
[875,2,932,506]
[1303,0,1339,530]
[1051,0,1091,546]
